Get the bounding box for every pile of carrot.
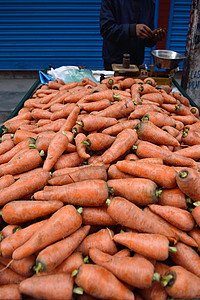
[1,74,200,299]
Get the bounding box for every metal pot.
[151,50,186,70]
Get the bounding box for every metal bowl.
[151,49,186,69]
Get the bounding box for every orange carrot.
[107,164,134,179]
[81,133,115,151]
[116,160,177,189]
[190,106,199,118]
[149,204,195,231]
[0,148,43,177]
[0,219,47,258]
[0,225,21,240]
[136,119,180,146]
[48,165,107,186]
[100,128,138,165]
[43,130,69,172]
[191,203,200,228]
[3,112,32,126]
[139,84,159,95]
[89,248,156,288]
[129,104,162,119]
[3,119,31,134]
[174,144,200,160]
[172,91,190,106]
[74,264,135,300]
[59,81,78,90]
[54,252,84,274]
[169,241,200,277]
[107,178,161,206]
[82,207,116,226]
[0,263,26,285]
[172,114,197,125]
[33,179,109,207]
[12,130,37,145]
[75,133,90,160]
[182,128,200,145]
[77,115,117,132]
[101,119,139,136]
[133,140,195,167]
[0,284,22,300]
[12,205,82,260]
[0,168,50,206]
[119,77,135,89]
[95,99,135,119]
[50,103,76,121]
[81,90,115,102]
[158,187,188,209]
[142,111,176,127]
[176,167,200,203]
[1,200,63,224]
[75,228,117,256]
[106,197,177,242]
[114,231,175,261]
[80,99,111,112]
[143,77,156,86]
[161,92,177,104]
[31,118,66,133]
[0,256,35,277]
[0,174,15,190]
[19,273,74,300]
[30,108,52,120]
[188,227,200,252]
[0,139,15,156]
[53,152,85,170]
[141,93,164,105]
[34,225,90,273]
[162,265,200,298]
[114,249,131,258]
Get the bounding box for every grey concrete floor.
[0,70,183,125]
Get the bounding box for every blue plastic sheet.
[39,70,54,84]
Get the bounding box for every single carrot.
[95,99,135,119]
[139,84,159,95]
[142,111,176,127]
[59,81,78,90]
[124,153,139,161]
[74,264,135,300]
[75,133,90,160]
[1,200,63,224]
[107,164,134,179]
[53,152,85,170]
[19,273,74,300]
[116,160,177,189]
[133,140,195,167]
[43,130,69,172]
[107,178,161,206]
[3,119,31,134]
[161,92,177,104]
[176,167,200,203]
[0,225,21,240]
[77,115,118,132]
[75,228,117,256]
[0,263,26,285]
[106,197,177,242]
[0,284,22,300]
[158,187,188,209]
[114,249,131,258]
[100,128,138,165]
[136,119,180,147]
[33,179,109,207]
[0,255,35,277]
[12,204,82,260]
[182,128,200,145]
[0,139,15,156]
[143,77,156,86]
[0,168,50,206]
[0,148,43,177]
[141,93,164,105]
[188,227,200,252]
[1,133,14,142]
[101,119,139,136]
[12,130,37,145]
[3,111,32,126]
[172,91,190,106]
[149,204,195,231]
[129,104,163,119]
[172,114,197,125]
[80,99,111,112]
[0,219,47,258]
[89,248,157,289]
[81,133,115,151]
[190,106,199,118]
[161,265,200,298]
[114,232,175,261]
[54,252,84,274]
[34,225,90,273]
[82,207,116,226]
[174,144,200,160]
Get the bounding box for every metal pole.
[181,0,200,105]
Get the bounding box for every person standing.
[100,0,166,70]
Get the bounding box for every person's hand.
[136,24,153,39]
[152,28,167,42]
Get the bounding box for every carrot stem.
[156,189,162,198]
[39,150,45,157]
[73,287,84,295]
[83,256,89,264]
[193,201,200,207]
[161,273,174,287]
[76,121,84,127]
[81,140,91,147]
[168,246,177,254]
[182,131,188,138]
[29,144,36,149]
[0,233,3,242]
[34,262,43,274]
[77,207,83,215]
[186,197,192,205]
[106,199,111,206]
[72,270,79,277]
[179,170,189,179]
[152,272,161,282]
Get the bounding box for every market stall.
[0,52,200,299]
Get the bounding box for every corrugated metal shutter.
[166,0,191,69]
[0,0,103,70]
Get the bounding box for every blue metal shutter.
[0,0,104,70]
[166,0,191,70]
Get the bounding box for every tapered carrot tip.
[73,287,84,295]
[178,170,189,179]
[161,273,175,287]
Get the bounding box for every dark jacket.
[100,0,156,69]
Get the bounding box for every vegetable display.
[0,75,200,299]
